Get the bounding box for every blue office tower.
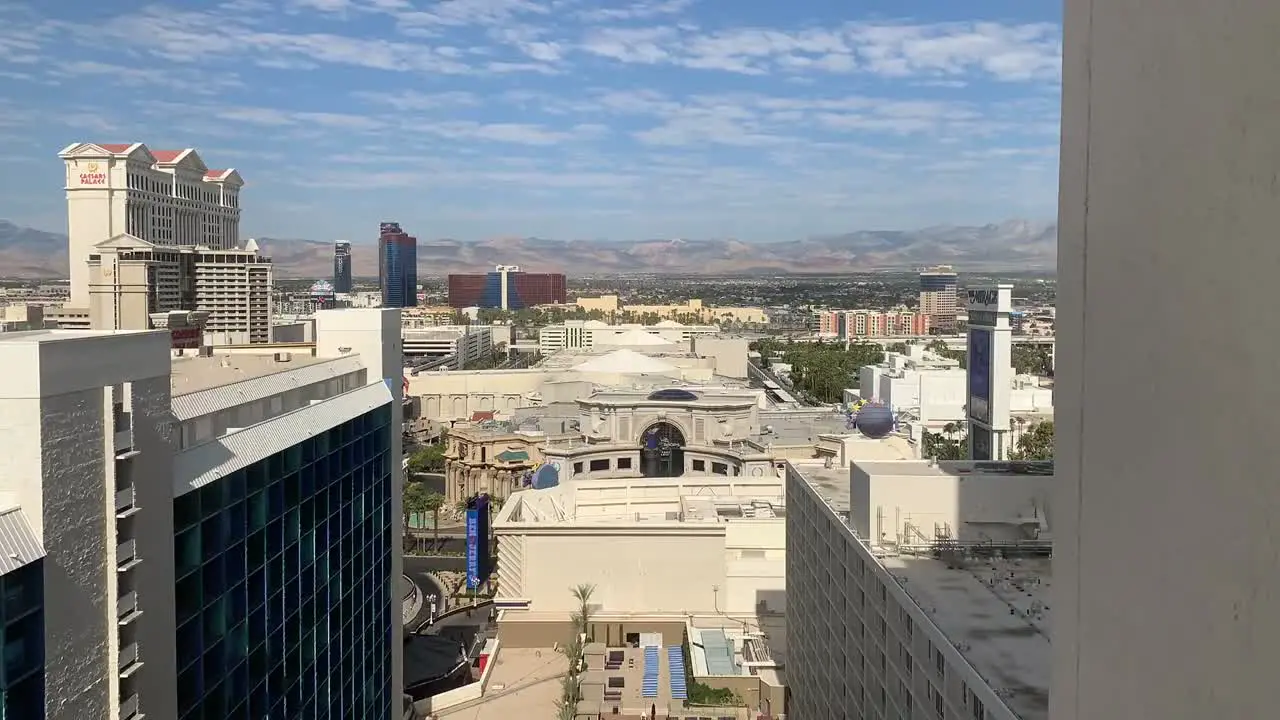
[378,223,418,309]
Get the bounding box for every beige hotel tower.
[51,143,273,343]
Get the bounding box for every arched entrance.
[640,422,686,478]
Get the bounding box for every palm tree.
[571,583,597,642]
[403,483,430,553]
[423,492,446,553]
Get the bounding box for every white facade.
[192,242,272,343]
[0,309,406,719]
[494,476,785,616]
[786,460,1053,720]
[538,320,718,354]
[1053,3,1279,717]
[59,143,243,307]
[0,329,180,720]
[859,349,1052,427]
[402,325,491,366]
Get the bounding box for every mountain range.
[0,219,1056,279]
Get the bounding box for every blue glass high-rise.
[378,223,417,309]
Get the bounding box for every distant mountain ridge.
[0,219,1056,279]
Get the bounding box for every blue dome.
[647,389,699,402]
[854,403,896,439]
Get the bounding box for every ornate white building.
[58,143,243,307]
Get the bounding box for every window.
[692,459,706,471]
[711,462,728,475]
[971,695,985,719]
[935,647,945,678]
[617,457,632,469]
[573,462,583,473]
[589,459,609,472]
[935,689,945,717]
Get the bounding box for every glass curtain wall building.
[0,556,44,719]
[333,242,352,294]
[174,406,394,720]
[378,223,417,309]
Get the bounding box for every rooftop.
[170,353,333,395]
[502,476,786,526]
[791,461,1053,720]
[882,554,1051,719]
[432,647,565,720]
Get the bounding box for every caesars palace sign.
[80,162,106,185]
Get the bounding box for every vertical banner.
[465,507,480,589]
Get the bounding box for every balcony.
[119,642,142,678]
[117,540,141,572]
[119,694,141,720]
[115,487,139,519]
[118,591,141,625]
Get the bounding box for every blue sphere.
[855,403,895,439]
[532,464,560,489]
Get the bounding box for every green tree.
[403,482,430,552]
[407,444,445,474]
[1011,344,1054,375]
[1010,420,1054,460]
[423,491,446,551]
[571,583,596,642]
[923,430,967,460]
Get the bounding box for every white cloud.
[578,20,1061,81]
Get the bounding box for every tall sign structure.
[966,284,1014,460]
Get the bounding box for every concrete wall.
[0,329,176,720]
[1053,2,1280,717]
[124,374,180,720]
[521,533,726,614]
[850,467,1054,547]
[721,520,785,615]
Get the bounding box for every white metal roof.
[572,349,676,374]
[171,355,365,420]
[0,507,45,574]
[595,328,675,347]
[173,380,393,496]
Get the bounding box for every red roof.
[151,149,185,163]
[470,411,496,422]
[204,169,228,179]
[97,144,134,153]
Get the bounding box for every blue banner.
[465,508,480,589]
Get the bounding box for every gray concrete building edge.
[1054,2,1280,717]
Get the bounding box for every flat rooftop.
[170,353,332,395]
[791,461,1051,719]
[0,329,152,342]
[433,647,565,720]
[504,476,786,526]
[882,554,1051,719]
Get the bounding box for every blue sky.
[0,0,1062,243]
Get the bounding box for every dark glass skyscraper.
[377,223,417,309]
[333,241,352,294]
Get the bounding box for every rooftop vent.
[274,352,292,363]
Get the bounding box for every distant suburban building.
[813,309,930,338]
[378,222,417,309]
[333,240,352,293]
[448,266,565,309]
[918,265,959,331]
